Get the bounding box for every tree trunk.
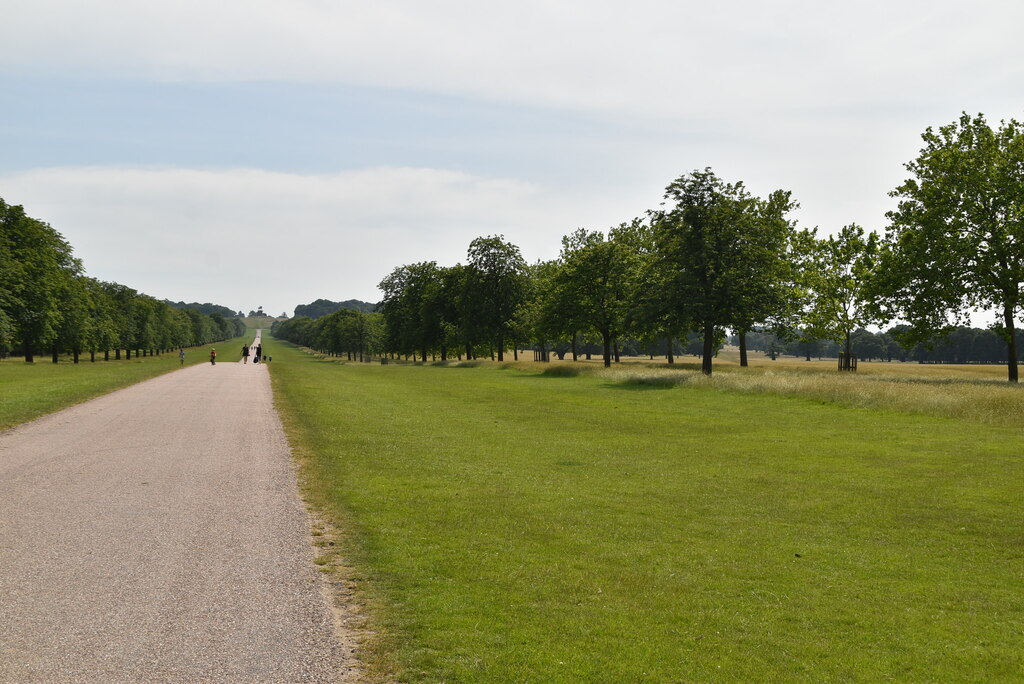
[497,335,504,362]
[24,344,34,363]
[614,340,620,364]
[666,336,674,365]
[702,321,714,375]
[441,343,447,362]
[602,330,612,368]
[52,349,59,364]
[116,349,122,360]
[105,350,110,361]
[73,348,80,364]
[1005,303,1019,383]
[738,330,748,367]
[571,333,578,361]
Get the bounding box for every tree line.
[272,308,384,361]
[362,113,1024,382]
[743,326,1024,365]
[1,197,246,363]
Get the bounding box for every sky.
[2,1,1023,318]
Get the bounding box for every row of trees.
[1,197,245,362]
[271,308,384,361]
[744,326,1024,365]
[371,113,1024,381]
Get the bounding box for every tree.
[727,190,802,366]
[465,236,527,362]
[802,224,880,364]
[654,169,793,375]
[378,262,442,360]
[877,112,1024,382]
[551,227,639,367]
[0,199,81,362]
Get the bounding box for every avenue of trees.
[369,113,1024,381]
[271,308,384,361]
[1,197,245,362]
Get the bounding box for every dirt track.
[0,340,355,683]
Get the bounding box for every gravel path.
[0,337,355,683]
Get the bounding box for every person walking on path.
[242,345,250,364]
[179,349,186,366]
[210,348,217,365]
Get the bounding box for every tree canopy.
[875,113,1024,381]
[1,196,244,362]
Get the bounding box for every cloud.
[4,1,1023,120]
[0,165,638,315]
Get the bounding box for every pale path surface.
[0,336,352,683]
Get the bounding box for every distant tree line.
[371,113,1024,381]
[738,326,1024,365]
[271,309,383,361]
[165,300,239,318]
[293,298,377,318]
[1,197,245,362]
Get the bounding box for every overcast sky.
[2,1,1022,318]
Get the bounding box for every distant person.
[179,349,185,366]
[256,344,263,363]
[242,345,250,364]
[210,348,217,365]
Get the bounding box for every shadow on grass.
[608,376,687,390]
[540,365,585,378]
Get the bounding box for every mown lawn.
[266,339,1024,682]
[0,333,252,431]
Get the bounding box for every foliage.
[549,227,640,367]
[801,224,880,356]
[164,300,239,318]
[877,112,1024,381]
[272,309,383,361]
[0,196,244,362]
[465,235,528,361]
[293,298,377,318]
[653,169,798,375]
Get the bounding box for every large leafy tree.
[378,261,442,361]
[654,169,795,375]
[0,198,81,362]
[802,224,880,363]
[728,190,802,366]
[515,259,561,359]
[876,113,1024,382]
[552,227,639,367]
[466,235,527,362]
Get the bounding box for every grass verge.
[267,338,1024,682]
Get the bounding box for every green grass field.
[265,339,1024,682]
[0,333,253,431]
